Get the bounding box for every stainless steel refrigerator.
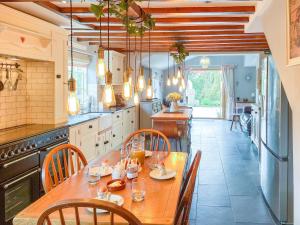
[260,55,293,225]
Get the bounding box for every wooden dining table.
[13,151,188,225]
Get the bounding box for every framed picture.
[287,0,300,66]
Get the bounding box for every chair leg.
[179,138,182,152]
[175,139,178,152]
[230,119,234,131]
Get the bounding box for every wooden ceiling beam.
[72,30,250,37]
[91,24,244,31]
[78,16,249,24]
[59,6,256,14]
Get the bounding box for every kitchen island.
[151,107,192,153]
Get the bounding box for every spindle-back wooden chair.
[123,129,171,153]
[175,150,201,225]
[36,198,142,225]
[42,143,88,193]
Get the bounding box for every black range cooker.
[0,127,68,225]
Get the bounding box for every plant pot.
[170,101,178,112]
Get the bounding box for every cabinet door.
[112,123,123,149]
[69,126,80,148]
[80,133,97,162]
[105,130,112,152]
[95,133,105,156]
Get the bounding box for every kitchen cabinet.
[112,122,123,150]
[123,107,136,141]
[102,50,125,85]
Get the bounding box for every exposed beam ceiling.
[34,1,268,52]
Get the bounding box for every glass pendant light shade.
[181,78,186,89]
[133,89,139,105]
[167,77,171,86]
[67,78,80,115]
[177,67,182,79]
[138,67,145,91]
[146,78,153,99]
[96,47,106,78]
[200,56,210,69]
[179,85,183,92]
[102,70,115,107]
[172,76,178,85]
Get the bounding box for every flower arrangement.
[166,92,182,102]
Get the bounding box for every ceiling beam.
[78,16,249,24]
[59,6,256,14]
[91,24,244,31]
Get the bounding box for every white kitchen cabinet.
[122,107,136,141]
[80,133,97,162]
[69,125,81,148]
[112,122,123,150]
[103,50,125,85]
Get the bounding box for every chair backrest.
[123,129,171,153]
[37,198,142,225]
[42,144,88,193]
[175,151,201,225]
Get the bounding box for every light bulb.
[181,78,186,89]
[102,84,114,106]
[179,85,183,92]
[167,77,171,86]
[68,91,80,115]
[138,75,145,91]
[146,85,153,99]
[172,76,178,85]
[97,47,106,78]
[134,92,139,105]
[128,75,132,85]
[177,68,182,79]
[123,81,131,100]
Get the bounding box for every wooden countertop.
[14,151,188,225]
[151,108,192,121]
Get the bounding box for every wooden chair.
[42,143,88,193]
[175,151,201,225]
[153,120,184,151]
[123,129,171,153]
[37,198,142,225]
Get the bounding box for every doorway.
[187,69,223,118]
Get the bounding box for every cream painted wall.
[256,0,300,224]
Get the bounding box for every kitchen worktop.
[0,105,136,146]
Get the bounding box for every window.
[68,65,88,110]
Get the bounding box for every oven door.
[0,167,40,225]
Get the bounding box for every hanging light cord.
[99,0,102,46]
[126,5,128,69]
[168,52,170,79]
[107,0,110,72]
[70,0,73,79]
[135,35,137,83]
[148,0,151,73]
[139,34,142,68]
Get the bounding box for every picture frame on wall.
[287,0,300,66]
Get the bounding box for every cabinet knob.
[117,68,120,71]
[117,115,120,118]
[95,143,99,147]
[131,121,134,124]
[104,141,109,145]
[89,125,93,129]
[127,110,130,113]
[113,134,116,137]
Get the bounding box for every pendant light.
[200,56,210,69]
[137,35,145,92]
[67,0,80,115]
[172,62,178,85]
[146,29,153,99]
[166,52,171,86]
[133,35,139,105]
[102,0,115,107]
[177,66,182,79]
[96,6,106,78]
[123,5,132,100]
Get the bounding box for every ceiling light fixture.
[200,56,210,69]
[167,52,171,86]
[67,0,80,115]
[137,35,145,92]
[146,18,153,100]
[102,0,115,107]
[96,2,106,79]
[133,35,139,105]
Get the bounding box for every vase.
[170,101,178,112]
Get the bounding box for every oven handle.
[45,140,69,152]
[2,151,40,169]
[3,168,41,190]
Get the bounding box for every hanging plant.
[171,43,189,64]
[90,0,155,36]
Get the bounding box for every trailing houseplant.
[171,43,189,64]
[90,0,155,36]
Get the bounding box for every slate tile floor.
[189,119,275,225]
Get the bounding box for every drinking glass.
[87,164,101,184]
[131,178,145,202]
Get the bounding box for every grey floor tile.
[230,196,273,223]
[198,169,226,185]
[197,184,231,207]
[196,206,235,225]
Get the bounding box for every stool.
[230,114,243,131]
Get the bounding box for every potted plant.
[166,92,182,112]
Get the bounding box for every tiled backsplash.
[0,59,55,130]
